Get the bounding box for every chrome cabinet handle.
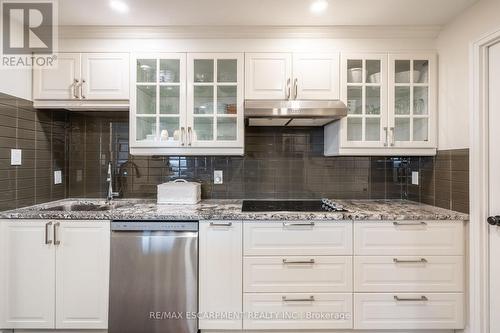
[80,79,86,99]
[53,222,61,245]
[180,127,186,146]
[187,127,192,146]
[282,296,315,302]
[390,126,395,146]
[210,222,232,227]
[393,221,427,226]
[283,259,315,264]
[45,221,53,245]
[294,78,298,99]
[383,127,388,147]
[286,78,291,100]
[71,79,79,99]
[283,222,315,227]
[393,258,427,264]
[75,80,83,99]
[394,295,428,302]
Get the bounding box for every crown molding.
[59,25,442,40]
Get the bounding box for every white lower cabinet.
[199,221,243,330]
[244,256,352,293]
[354,293,464,330]
[243,293,353,330]
[0,220,110,330]
[244,221,352,256]
[354,256,464,292]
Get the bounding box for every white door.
[245,53,292,99]
[340,53,388,148]
[199,221,242,330]
[130,53,187,148]
[187,53,244,148]
[0,220,55,329]
[81,53,130,100]
[33,53,81,100]
[55,221,110,329]
[388,53,437,149]
[293,52,340,99]
[488,41,500,333]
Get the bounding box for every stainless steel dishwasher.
[109,220,198,333]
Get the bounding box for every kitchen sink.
[40,203,125,212]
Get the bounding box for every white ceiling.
[59,0,479,27]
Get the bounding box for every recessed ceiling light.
[310,0,328,14]
[110,0,129,13]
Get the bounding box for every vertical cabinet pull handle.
[187,127,193,146]
[286,78,291,100]
[390,127,395,146]
[71,79,79,99]
[294,78,298,99]
[45,221,53,245]
[53,222,61,245]
[384,127,388,147]
[80,79,86,99]
[180,127,186,146]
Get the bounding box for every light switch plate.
[214,170,223,184]
[54,170,62,185]
[10,149,22,166]
[412,171,419,185]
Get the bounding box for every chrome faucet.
[106,162,120,203]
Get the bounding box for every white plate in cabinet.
[244,256,352,293]
[243,221,352,256]
[354,293,464,330]
[354,256,464,292]
[243,293,353,330]
[354,221,464,255]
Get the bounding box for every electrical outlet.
[54,170,62,185]
[214,170,223,184]
[10,149,22,166]
[412,171,419,185]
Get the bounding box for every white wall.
[436,0,500,150]
[0,67,32,101]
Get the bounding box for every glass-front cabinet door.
[388,54,436,148]
[187,53,244,148]
[131,53,186,147]
[341,54,388,148]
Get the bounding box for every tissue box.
[157,179,201,204]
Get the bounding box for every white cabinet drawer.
[354,221,464,255]
[354,256,464,292]
[243,293,352,330]
[244,256,352,293]
[354,293,464,330]
[244,221,352,256]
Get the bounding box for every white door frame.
[470,27,500,333]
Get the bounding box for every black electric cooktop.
[241,199,347,212]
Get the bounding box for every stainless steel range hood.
[244,100,347,127]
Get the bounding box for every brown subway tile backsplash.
[0,93,67,211]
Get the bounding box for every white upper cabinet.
[245,52,339,100]
[33,53,129,109]
[293,53,340,99]
[187,53,244,149]
[325,52,437,156]
[81,53,130,100]
[388,54,437,149]
[33,53,81,100]
[130,52,244,156]
[245,53,292,99]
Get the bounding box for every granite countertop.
[0,198,469,221]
